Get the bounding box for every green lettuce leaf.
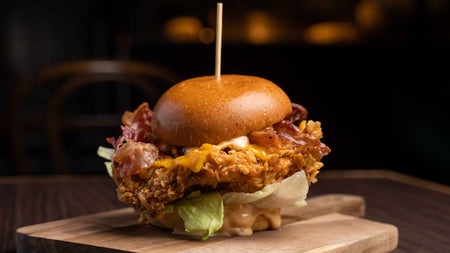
[175,191,224,240]
[97,146,114,177]
[169,171,309,239]
[222,170,309,208]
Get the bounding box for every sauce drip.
[218,204,281,236]
[150,203,282,237]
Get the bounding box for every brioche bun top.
[151,74,292,146]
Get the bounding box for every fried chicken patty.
[108,103,331,221]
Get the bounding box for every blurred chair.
[10,60,181,174]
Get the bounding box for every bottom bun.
[145,203,282,237]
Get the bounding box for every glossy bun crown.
[151,74,292,146]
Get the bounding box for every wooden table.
[2,170,449,253]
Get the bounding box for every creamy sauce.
[150,204,281,237]
[218,204,281,236]
[149,136,282,236]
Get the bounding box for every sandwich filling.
[99,102,330,239]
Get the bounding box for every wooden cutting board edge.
[16,194,399,253]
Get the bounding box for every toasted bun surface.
[151,74,292,146]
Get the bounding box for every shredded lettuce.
[222,170,309,208]
[97,146,114,177]
[168,170,309,239]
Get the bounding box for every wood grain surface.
[16,194,398,253]
[3,170,449,253]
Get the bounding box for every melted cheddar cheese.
[152,136,269,172]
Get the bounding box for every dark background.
[1,0,449,185]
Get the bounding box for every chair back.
[10,60,180,174]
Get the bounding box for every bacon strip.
[110,102,330,179]
[121,102,153,142]
[107,103,158,179]
[248,103,330,159]
[286,103,308,125]
[112,140,159,178]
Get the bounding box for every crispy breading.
[111,102,330,221]
[115,121,329,221]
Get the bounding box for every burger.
[98,74,331,240]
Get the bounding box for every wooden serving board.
[16,194,398,253]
